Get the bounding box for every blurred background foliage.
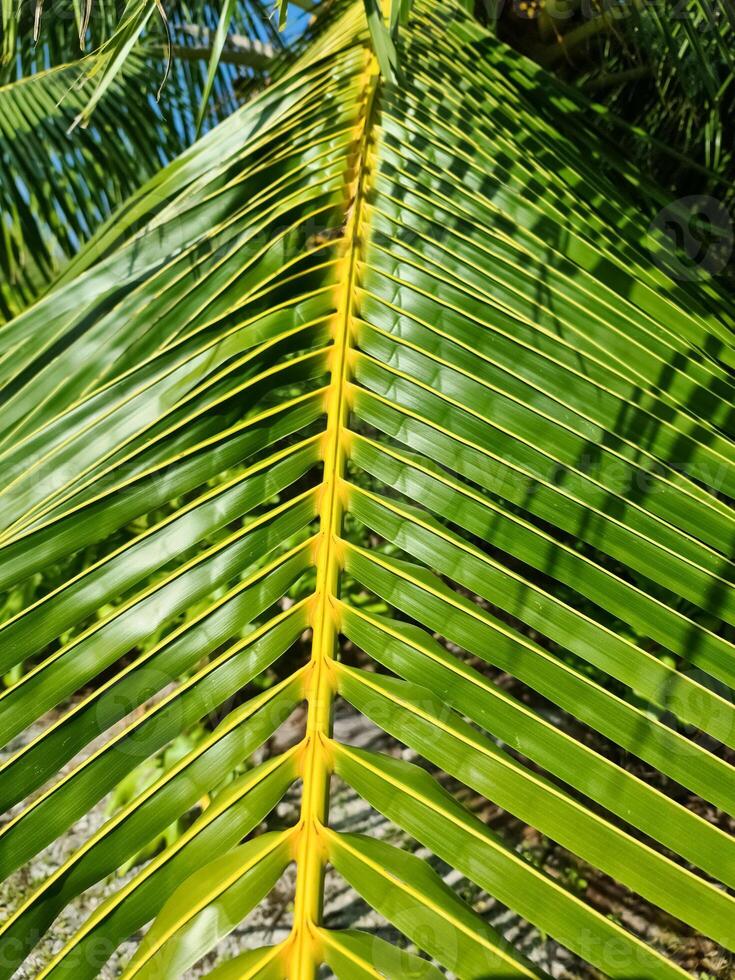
[489,0,735,198]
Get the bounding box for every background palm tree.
[0,0,291,320]
[0,0,733,977]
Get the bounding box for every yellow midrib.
[287,43,379,979]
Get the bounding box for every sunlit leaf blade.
[42,752,299,978]
[73,0,158,129]
[363,0,397,81]
[325,830,540,978]
[196,0,240,135]
[332,743,693,977]
[120,831,293,978]
[204,943,288,979]
[337,603,735,890]
[1,676,305,976]
[319,927,443,979]
[337,664,735,954]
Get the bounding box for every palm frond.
[2,0,283,79]
[0,0,291,321]
[1,0,734,977]
[0,53,196,321]
[515,0,735,189]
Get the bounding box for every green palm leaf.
[0,0,288,321]
[0,54,189,321]
[1,0,734,977]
